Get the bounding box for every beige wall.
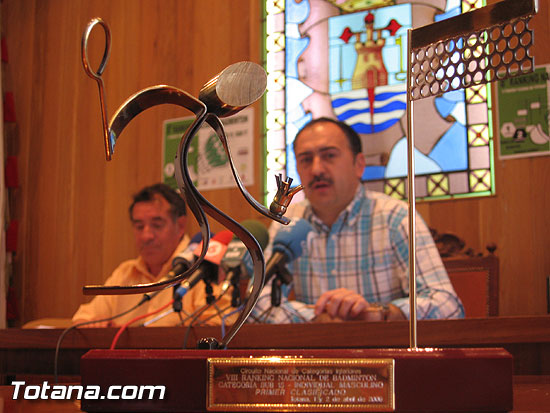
[2,0,549,324]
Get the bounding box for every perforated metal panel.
[409,0,537,100]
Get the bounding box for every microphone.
[220,220,270,305]
[167,231,215,279]
[173,230,233,299]
[265,218,313,284]
[221,220,269,276]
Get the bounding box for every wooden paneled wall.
[3,0,266,324]
[2,0,549,325]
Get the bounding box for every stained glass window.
[263,0,494,203]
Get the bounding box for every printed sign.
[162,107,255,190]
[497,65,550,159]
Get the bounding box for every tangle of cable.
[110,300,174,350]
[53,299,148,384]
[220,305,244,338]
[181,287,232,349]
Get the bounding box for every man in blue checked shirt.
[252,118,464,324]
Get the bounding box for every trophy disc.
[199,61,267,118]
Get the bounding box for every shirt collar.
[305,184,365,233]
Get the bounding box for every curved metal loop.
[81,17,111,80]
[81,17,112,160]
[106,85,207,158]
[205,114,290,225]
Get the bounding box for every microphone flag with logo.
[173,230,233,299]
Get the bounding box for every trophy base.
[80,348,512,412]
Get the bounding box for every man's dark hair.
[293,117,363,156]
[129,183,187,221]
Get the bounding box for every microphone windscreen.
[212,230,234,246]
[172,231,215,267]
[194,230,234,266]
[272,218,313,261]
[240,219,269,250]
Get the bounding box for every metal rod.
[406,29,417,350]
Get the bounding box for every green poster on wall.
[162,117,198,189]
[497,65,550,159]
[162,107,254,191]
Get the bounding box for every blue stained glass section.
[293,111,313,132]
[441,89,466,102]
[286,37,309,78]
[435,7,461,21]
[328,47,357,94]
[362,166,386,180]
[327,5,411,135]
[277,0,491,199]
[328,5,411,43]
[334,96,406,112]
[350,119,401,133]
[286,0,310,24]
[332,85,407,135]
[286,144,300,186]
[286,78,313,111]
[285,0,312,189]
[435,97,457,118]
[449,101,466,125]
[429,122,468,171]
[445,0,462,9]
[285,108,312,188]
[386,138,442,178]
[327,4,412,93]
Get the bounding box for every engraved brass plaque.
[207,357,394,412]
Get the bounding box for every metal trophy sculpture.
[81,18,302,349]
[78,1,541,411]
[405,0,538,349]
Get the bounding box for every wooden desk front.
[1,315,549,381]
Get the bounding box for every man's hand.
[313,288,405,322]
[314,288,369,320]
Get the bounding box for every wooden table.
[1,315,549,382]
[0,376,548,412]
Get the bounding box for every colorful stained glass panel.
[263,0,494,203]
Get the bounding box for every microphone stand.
[255,264,307,324]
[270,264,292,308]
[172,284,183,314]
[203,280,215,305]
[230,271,242,308]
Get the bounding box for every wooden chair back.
[443,255,499,317]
